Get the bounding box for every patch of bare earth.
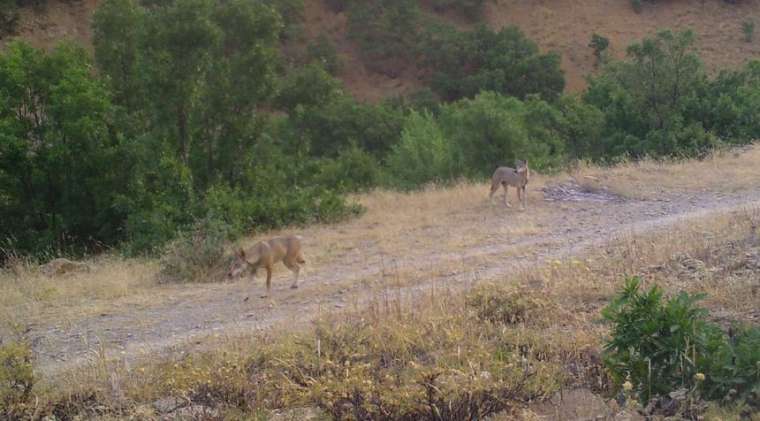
[486,0,760,92]
[7,1,760,101]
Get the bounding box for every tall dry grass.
[574,144,760,199]
[25,203,760,419]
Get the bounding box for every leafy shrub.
[345,0,421,76]
[0,41,126,257]
[420,24,565,102]
[275,63,342,111]
[158,216,230,283]
[439,92,566,176]
[0,0,19,37]
[292,94,405,157]
[743,19,755,43]
[385,110,462,190]
[316,146,380,193]
[0,341,34,419]
[430,0,488,20]
[631,0,643,13]
[589,33,610,66]
[466,284,553,325]
[306,34,341,75]
[584,30,725,159]
[602,277,760,405]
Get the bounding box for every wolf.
[489,160,530,209]
[226,235,306,299]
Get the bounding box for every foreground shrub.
[243,303,562,419]
[0,341,34,419]
[158,217,229,283]
[466,283,554,326]
[602,277,760,406]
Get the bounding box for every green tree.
[0,42,124,257]
[585,30,715,158]
[138,0,219,164]
[439,92,565,176]
[385,110,462,189]
[92,0,143,110]
[421,24,565,101]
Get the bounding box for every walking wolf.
[227,235,306,299]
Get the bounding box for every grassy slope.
[3,0,760,101]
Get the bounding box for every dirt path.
[30,185,760,376]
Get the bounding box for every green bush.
[743,19,755,43]
[430,0,488,20]
[0,341,34,419]
[439,92,566,176]
[385,110,462,190]
[420,24,565,101]
[306,34,341,75]
[316,146,380,193]
[584,30,727,159]
[345,0,421,76]
[588,33,610,66]
[631,0,643,13]
[0,0,20,37]
[0,41,127,258]
[602,277,760,405]
[275,63,342,111]
[291,94,405,157]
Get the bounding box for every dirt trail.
[30,185,760,376]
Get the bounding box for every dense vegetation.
[2,0,760,265]
[603,278,760,406]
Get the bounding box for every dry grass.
[4,146,759,337]
[0,256,160,331]
[574,144,760,199]
[25,200,760,419]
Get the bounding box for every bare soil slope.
[4,0,760,101]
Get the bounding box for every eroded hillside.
[3,0,760,101]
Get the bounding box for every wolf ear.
[237,248,246,258]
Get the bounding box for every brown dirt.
[25,181,760,376]
[485,0,760,93]
[5,0,760,101]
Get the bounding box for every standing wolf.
[226,235,306,299]
[489,160,530,209]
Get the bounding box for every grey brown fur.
[489,160,530,209]
[226,235,306,299]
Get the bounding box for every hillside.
[3,0,760,101]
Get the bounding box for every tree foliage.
[420,24,565,101]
